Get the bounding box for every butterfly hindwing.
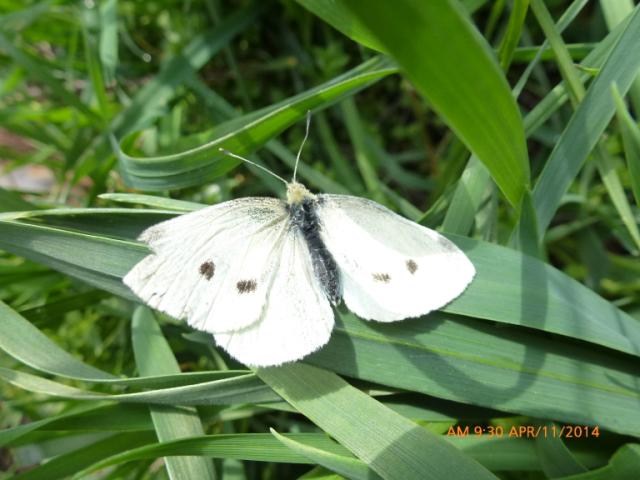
[214,227,334,367]
[124,197,289,333]
[316,194,475,322]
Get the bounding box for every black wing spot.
[237,279,257,294]
[406,259,418,274]
[372,273,391,283]
[199,261,215,280]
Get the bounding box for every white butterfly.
[124,115,475,367]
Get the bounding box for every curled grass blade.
[116,56,397,190]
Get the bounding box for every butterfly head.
[286,181,315,205]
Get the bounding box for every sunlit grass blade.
[497,0,529,71]
[99,193,205,211]
[300,0,530,207]
[77,433,358,477]
[257,364,497,480]
[0,299,116,380]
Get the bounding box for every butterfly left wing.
[124,197,289,333]
[214,227,334,367]
[316,194,475,322]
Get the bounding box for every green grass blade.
[535,423,587,477]
[0,187,36,212]
[309,312,640,437]
[523,12,629,135]
[0,300,257,390]
[600,0,640,113]
[99,193,205,211]
[132,307,216,479]
[441,157,490,235]
[77,433,357,477]
[0,300,116,380]
[0,367,278,405]
[98,0,118,86]
[497,0,529,71]
[0,404,152,448]
[556,444,640,480]
[257,364,497,480]
[294,0,386,52]
[301,0,529,206]
[270,429,380,480]
[340,97,384,202]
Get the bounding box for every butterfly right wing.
[316,194,475,322]
[123,197,289,333]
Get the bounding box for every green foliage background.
[1,0,640,479]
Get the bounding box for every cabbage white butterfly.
[124,114,475,367]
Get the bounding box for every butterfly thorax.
[286,182,315,205]
[287,185,341,306]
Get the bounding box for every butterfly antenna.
[218,148,288,185]
[293,110,312,183]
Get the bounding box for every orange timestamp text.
[447,424,600,439]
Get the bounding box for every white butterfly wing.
[214,228,334,367]
[316,194,475,322]
[124,197,289,333]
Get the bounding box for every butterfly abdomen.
[289,198,341,305]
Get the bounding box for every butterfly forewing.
[316,194,475,322]
[124,197,289,333]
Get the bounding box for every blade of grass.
[612,83,640,207]
[0,367,279,405]
[301,0,530,207]
[528,0,640,250]
[309,311,640,437]
[116,56,396,190]
[132,307,215,479]
[257,364,497,480]
[98,0,118,86]
[270,429,380,480]
[529,4,640,234]
[600,0,640,113]
[497,0,530,71]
